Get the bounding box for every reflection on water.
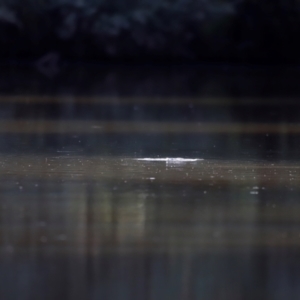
[1,67,300,300]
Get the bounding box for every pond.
[1,65,300,300]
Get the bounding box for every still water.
[1,65,300,299]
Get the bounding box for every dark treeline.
[0,0,299,64]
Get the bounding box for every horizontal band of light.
[0,120,298,134]
[0,95,299,105]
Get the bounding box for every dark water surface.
[1,65,300,300]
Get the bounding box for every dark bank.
[1,0,300,64]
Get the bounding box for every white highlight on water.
[135,158,203,163]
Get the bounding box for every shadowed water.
[1,66,300,300]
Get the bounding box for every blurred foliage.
[233,0,300,62]
[0,0,299,63]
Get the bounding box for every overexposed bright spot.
[135,158,203,163]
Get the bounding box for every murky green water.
[1,65,300,300]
